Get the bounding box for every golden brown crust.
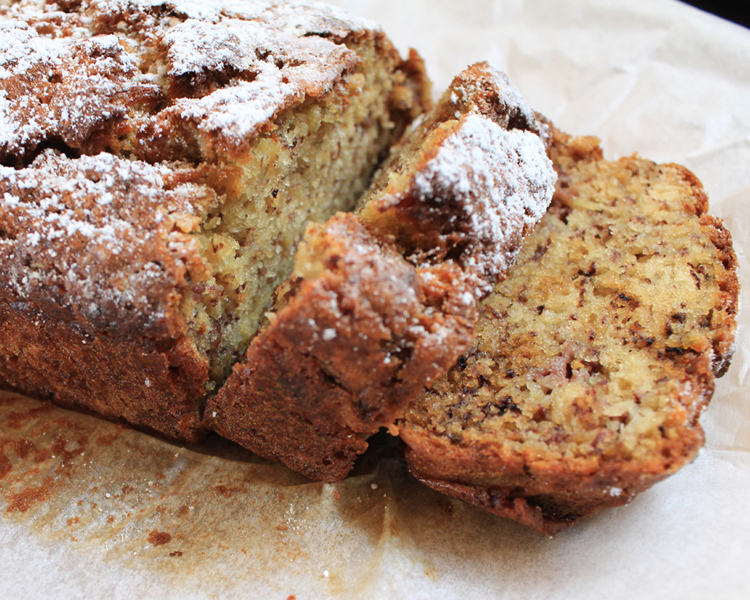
[401,128,740,535]
[207,213,476,481]
[410,475,584,536]
[0,301,208,442]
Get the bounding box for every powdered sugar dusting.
[0,151,217,335]
[0,0,372,163]
[0,18,159,162]
[165,19,254,75]
[412,114,555,290]
[164,17,357,145]
[0,22,67,80]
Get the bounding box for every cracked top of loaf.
[0,0,378,164]
[0,151,217,337]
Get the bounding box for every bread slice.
[0,0,430,441]
[400,130,739,535]
[207,63,557,481]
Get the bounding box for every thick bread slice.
[401,130,739,535]
[207,63,557,481]
[0,0,430,441]
[209,213,477,479]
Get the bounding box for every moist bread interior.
[401,131,739,534]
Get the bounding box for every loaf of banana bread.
[0,0,430,441]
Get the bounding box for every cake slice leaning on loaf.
[400,130,740,535]
[207,63,557,481]
[0,0,431,442]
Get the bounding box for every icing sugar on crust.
[0,0,376,163]
[0,150,217,336]
[162,17,357,151]
[364,62,556,296]
[0,22,161,164]
[409,114,555,290]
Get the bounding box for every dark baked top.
[0,0,377,164]
[0,151,216,336]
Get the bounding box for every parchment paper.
[2,0,749,598]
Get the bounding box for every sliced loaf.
[207,63,557,481]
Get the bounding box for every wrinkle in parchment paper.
[2,1,750,598]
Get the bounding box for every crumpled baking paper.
[1,0,749,597]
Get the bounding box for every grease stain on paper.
[0,391,475,594]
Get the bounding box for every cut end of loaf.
[206,62,557,481]
[183,37,430,390]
